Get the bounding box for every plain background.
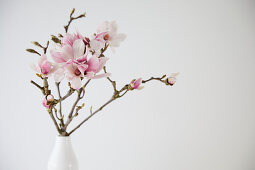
[1,0,255,169]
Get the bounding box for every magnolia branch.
[142,75,167,84]
[55,82,64,127]
[30,80,45,94]
[68,74,170,135]
[48,109,61,134]
[63,79,91,130]
[68,97,115,135]
[64,8,86,33]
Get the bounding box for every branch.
[103,66,117,93]
[30,80,45,94]
[68,74,171,135]
[55,82,64,127]
[48,109,61,135]
[142,75,167,84]
[63,79,91,130]
[64,90,81,129]
[68,97,115,135]
[64,8,86,33]
[31,41,49,54]
[59,89,74,102]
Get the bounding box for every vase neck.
[55,136,72,148]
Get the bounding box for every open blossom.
[90,21,126,52]
[167,73,179,86]
[42,94,54,108]
[51,38,87,65]
[31,54,55,77]
[51,33,110,89]
[65,63,86,89]
[130,78,144,90]
[51,37,89,83]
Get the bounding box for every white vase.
[48,136,79,170]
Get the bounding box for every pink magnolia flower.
[64,55,110,89]
[51,39,87,64]
[30,54,55,77]
[85,56,110,79]
[51,38,88,83]
[167,73,179,86]
[65,63,87,90]
[130,78,144,90]
[90,21,126,52]
[51,33,111,88]
[42,94,54,108]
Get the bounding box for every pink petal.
[89,39,104,51]
[61,45,74,60]
[95,32,107,41]
[38,54,47,67]
[97,21,110,33]
[73,39,85,59]
[134,78,142,89]
[70,77,82,89]
[54,68,65,82]
[41,60,52,75]
[42,96,50,108]
[76,54,87,63]
[87,56,100,72]
[110,33,126,47]
[77,64,88,75]
[51,51,67,63]
[97,57,109,73]
[85,72,95,79]
[90,73,111,79]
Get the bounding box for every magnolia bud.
[166,73,179,86]
[46,94,54,102]
[167,77,176,86]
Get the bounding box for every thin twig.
[64,91,81,129]
[68,97,115,135]
[142,75,166,84]
[31,41,49,54]
[48,109,61,135]
[30,80,45,94]
[43,41,49,54]
[59,89,74,102]
[103,66,117,93]
[55,82,64,127]
[64,8,86,33]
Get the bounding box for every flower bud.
[42,94,54,108]
[167,77,176,86]
[130,78,144,90]
[166,73,179,86]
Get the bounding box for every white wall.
[1,0,255,169]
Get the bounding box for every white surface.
[1,0,255,170]
[48,136,78,170]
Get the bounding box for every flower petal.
[90,73,111,79]
[89,39,104,51]
[70,77,82,90]
[54,68,65,82]
[73,39,85,59]
[97,57,109,73]
[51,51,67,63]
[134,78,142,89]
[87,56,100,72]
[38,54,47,67]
